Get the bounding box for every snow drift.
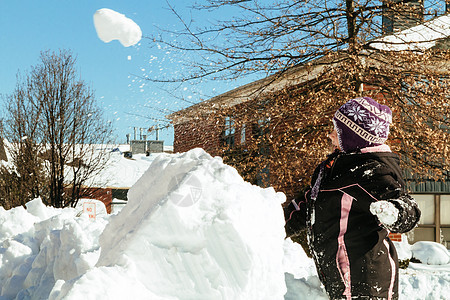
[93,8,142,47]
[53,148,287,299]
[0,199,109,299]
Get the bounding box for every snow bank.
[411,241,450,265]
[399,265,450,300]
[283,237,450,300]
[0,149,449,299]
[53,148,287,299]
[93,8,142,47]
[0,198,109,299]
[392,237,412,261]
[393,238,450,265]
[283,239,328,300]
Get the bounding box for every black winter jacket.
[285,149,421,300]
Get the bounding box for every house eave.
[167,56,337,125]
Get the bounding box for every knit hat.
[333,97,392,152]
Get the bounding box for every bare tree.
[0,74,48,208]
[2,50,114,208]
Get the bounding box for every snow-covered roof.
[85,151,165,188]
[369,14,450,51]
[1,141,164,189]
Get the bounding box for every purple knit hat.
[333,97,392,152]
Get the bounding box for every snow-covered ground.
[0,148,449,299]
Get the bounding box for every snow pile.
[284,237,450,300]
[53,148,287,299]
[392,237,413,261]
[391,238,450,298]
[394,239,450,265]
[371,14,450,51]
[0,199,109,299]
[283,239,328,300]
[93,8,142,47]
[399,263,450,299]
[411,241,450,265]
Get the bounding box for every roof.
[84,151,159,189]
[167,56,335,125]
[369,13,450,51]
[1,141,161,189]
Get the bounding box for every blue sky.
[0,0,248,146]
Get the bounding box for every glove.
[369,200,399,226]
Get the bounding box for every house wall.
[171,84,449,246]
[173,118,226,156]
[173,110,406,242]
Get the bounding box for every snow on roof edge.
[369,14,450,51]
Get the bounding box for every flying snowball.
[93,8,142,47]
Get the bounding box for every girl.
[285,97,421,300]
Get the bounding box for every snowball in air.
[93,8,142,47]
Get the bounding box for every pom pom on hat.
[333,97,392,152]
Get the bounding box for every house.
[78,145,159,213]
[168,4,450,246]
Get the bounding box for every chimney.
[382,0,424,34]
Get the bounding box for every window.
[411,194,450,249]
[252,117,271,187]
[440,196,450,224]
[252,117,270,139]
[412,194,436,243]
[223,117,235,147]
[440,195,450,248]
[240,124,246,145]
[415,194,435,225]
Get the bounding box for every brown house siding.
[174,119,224,156]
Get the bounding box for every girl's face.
[328,129,341,150]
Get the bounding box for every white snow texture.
[0,148,287,299]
